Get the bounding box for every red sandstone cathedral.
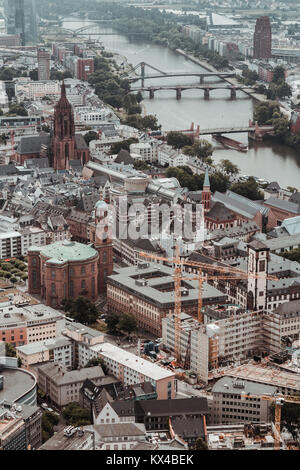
[14,81,89,169]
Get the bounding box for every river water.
[63,17,300,189]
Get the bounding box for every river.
[63,17,300,189]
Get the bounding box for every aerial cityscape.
[0,0,300,457]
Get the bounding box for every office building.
[210,377,276,425]
[4,0,37,46]
[253,16,272,59]
[37,48,50,81]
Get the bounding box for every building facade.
[253,16,272,59]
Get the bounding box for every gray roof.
[263,233,300,251]
[274,299,300,316]
[0,368,36,403]
[37,363,105,385]
[135,397,209,416]
[107,263,226,307]
[207,201,233,221]
[115,150,135,165]
[265,197,300,214]
[75,134,89,151]
[212,376,277,396]
[212,190,268,219]
[17,135,51,155]
[85,423,145,438]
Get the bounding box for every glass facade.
[4,0,37,45]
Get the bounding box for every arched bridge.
[124,62,235,87]
[131,84,253,100]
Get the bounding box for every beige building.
[91,342,176,400]
[16,337,72,370]
[210,377,276,425]
[37,363,105,408]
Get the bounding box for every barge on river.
[212,134,247,152]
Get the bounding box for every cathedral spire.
[203,168,210,189]
[61,79,66,98]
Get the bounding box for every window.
[259,260,265,272]
[81,266,86,275]
[81,280,86,290]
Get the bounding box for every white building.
[16,336,73,370]
[90,342,175,400]
[0,81,9,111]
[15,79,61,102]
[162,313,209,383]
[130,142,157,163]
[0,231,22,259]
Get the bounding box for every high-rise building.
[37,48,50,81]
[4,0,37,46]
[253,16,272,59]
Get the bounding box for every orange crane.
[241,392,300,450]
[140,245,278,364]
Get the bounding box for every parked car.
[41,403,48,410]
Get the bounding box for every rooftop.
[0,368,36,403]
[91,342,175,382]
[107,263,226,306]
[29,240,98,263]
[212,376,277,396]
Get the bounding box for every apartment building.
[0,303,65,347]
[0,231,22,259]
[16,337,73,370]
[130,143,157,163]
[61,321,104,368]
[90,342,175,400]
[0,402,42,450]
[37,364,105,408]
[210,377,276,425]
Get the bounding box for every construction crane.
[241,392,300,450]
[140,245,278,364]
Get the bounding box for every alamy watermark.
[95,196,206,244]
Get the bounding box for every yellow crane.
[140,245,278,364]
[241,392,300,450]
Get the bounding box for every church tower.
[202,169,211,214]
[247,240,270,311]
[94,200,113,293]
[52,81,76,170]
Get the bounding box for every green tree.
[110,138,138,154]
[62,402,91,427]
[183,140,213,161]
[141,114,160,131]
[167,131,192,149]
[61,297,98,325]
[7,104,28,117]
[84,131,98,146]
[230,177,263,200]
[5,342,17,357]
[117,313,137,335]
[272,66,286,84]
[29,69,39,81]
[219,159,240,176]
[190,437,208,450]
[133,160,151,171]
[106,312,121,335]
